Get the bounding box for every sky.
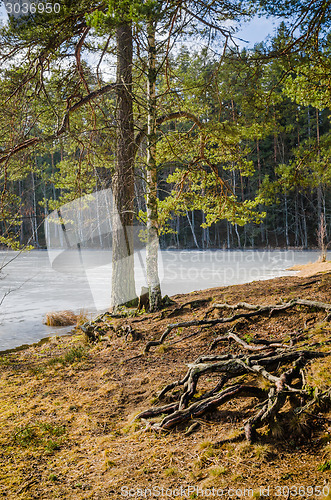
[0,2,6,23]
[235,16,279,47]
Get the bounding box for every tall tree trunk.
[273,108,277,164]
[186,210,199,249]
[146,20,162,311]
[316,107,323,224]
[31,171,39,247]
[257,138,265,245]
[307,105,311,140]
[226,220,231,249]
[19,180,24,245]
[294,190,299,247]
[301,196,308,249]
[234,223,241,248]
[201,211,210,249]
[175,215,180,248]
[111,22,137,309]
[284,190,289,248]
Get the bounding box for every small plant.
[0,356,11,366]
[48,473,58,482]
[29,365,46,376]
[44,440,61,453]
[122,420,141,433]
[14,425,37,446]
[289,413,311,438]
[236,442,253,458]
[269,419,284,439]
[47,346,86,366]
[194,443,219,470]
[199,441,214,450]
[48,356,64,366]
[75,309,91,327]
[13,421,66,453]
[209,465,227,477]
[306,385,318,398]
[318,460,331,472]
[164,467,177,477]
[64,346,85,363]
[105,460,117,469]
[253,444,274,462]
[157,344,170,353]
[39,423,66,436]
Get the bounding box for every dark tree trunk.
[111,23,137,309]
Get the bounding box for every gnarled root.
[144,299,331,353]
[137,349,329,442]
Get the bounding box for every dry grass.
[307,357,331,392]
[1,273,331,498]
[44,310,85,326]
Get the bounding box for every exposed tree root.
[85,296,331,443]
[147,384,265,431]
[164,298,212,319]
[210,330,287,352]
[137,339,330,442]
[144,299,331,353]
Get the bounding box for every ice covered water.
[0,249,322,350]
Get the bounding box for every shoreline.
[287,260,331,277]
[2,259,330,355]
[1,270,331,498]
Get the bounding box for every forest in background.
[0,0,330,253]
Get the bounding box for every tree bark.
[111,23,137,309]
[146,20,162,311]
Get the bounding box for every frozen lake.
[0,249,323,351]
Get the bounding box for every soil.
[1,272,331,499]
